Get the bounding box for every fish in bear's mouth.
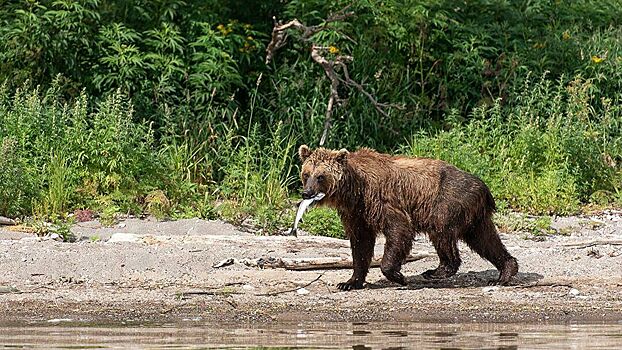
[288,192,325,236]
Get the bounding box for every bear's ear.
[299,145,312,162]
[335,148,349,164]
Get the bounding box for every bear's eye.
[302,173,309,181]
[317,175,325,183]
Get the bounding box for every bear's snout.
[302,189,316,199]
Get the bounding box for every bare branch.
[336,62,389,118]
[265,6,354,64]
[310,45,341,146]
[563,239,622,249]
[266,5,398,144]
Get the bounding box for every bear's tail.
[483,186,496,215]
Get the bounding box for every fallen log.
[239,251,431,270]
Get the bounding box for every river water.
[1,321,622,349]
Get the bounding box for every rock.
[0,216,17,225]
[107,233,141,243]
[50,233,62,241]
[0,286,19,294]
[482,286,499,293]
[587,248,602,258]
[569,288,580,296]
[297,288,310,295]
[212,258,235,268]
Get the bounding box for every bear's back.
[346,150,493,224]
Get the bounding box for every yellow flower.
[591,55,604,64]
[216,24,231,35]
[328,46,340,54]
[532,42,545,49]
[562,31,571,40]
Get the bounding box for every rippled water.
[2,322,622,349]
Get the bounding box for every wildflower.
[328,46,340,54]
[591,55,604,64]
[562,31,571,40]
[216,24,231,35]
[532,42,545,49]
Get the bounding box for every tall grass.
[406,75,622,214]
[0,81,300,228]
[214,121,298,230]
[0,81,164,218]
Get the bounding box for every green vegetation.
[299,207,344,239]
[1,1,621,236]
[406,75,622,215]
[495,212,556,238]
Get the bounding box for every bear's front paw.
[337,279,364,291]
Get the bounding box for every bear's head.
[298,145,349,201]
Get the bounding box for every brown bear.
[298,145,518,291]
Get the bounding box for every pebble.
[569,288,581,296]
[107,233,141,243]
[0,286,19,294]
[482,286,499,293]
[297,288,310,295]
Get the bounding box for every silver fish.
[288,192,325,236]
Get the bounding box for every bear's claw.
[337,280,364,291]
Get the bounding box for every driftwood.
[510,281,575,289]
[239,251,431,270]
[562,239,622,249]
[0,216,16,226]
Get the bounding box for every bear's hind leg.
[422,234,461,280]
[463,218,518,285]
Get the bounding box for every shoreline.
[1,216,621,325]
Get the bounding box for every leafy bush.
[0,137,32,216]
[405,75,622,214]
[1,0,622,235]
[0,81,164,218]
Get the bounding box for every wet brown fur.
[299,145,519,291]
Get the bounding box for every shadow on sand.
[367,270,543,290]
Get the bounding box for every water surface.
[2,321,622,349]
